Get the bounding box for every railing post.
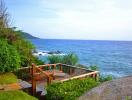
[47,76,52,85]
[69,68,72,75]
[31,63,36,96]
[95,73,98,81]
[48,64,50,70]
[53,64,56,70]
[59,64,62,71]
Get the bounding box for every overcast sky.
[5,0,132,40]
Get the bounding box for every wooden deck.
[18,63,99,96]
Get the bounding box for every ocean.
[31,39,132,78]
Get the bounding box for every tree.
[0,0,44,69]
[0,0,10,28]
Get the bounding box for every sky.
[5,0,132,40]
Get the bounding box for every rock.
[79,76,132,100]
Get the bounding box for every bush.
[99,75,113,82]
[12,36,35,67]
[62,53,79,65]
[89,65,98,71]
[14,69,31,81]
[33,56,45,65]
[47,53,79,66]
[46,78,99,100]
[47,55,62,64]
[76,64,88,69]
[0,39,21,72]
[0,1,41,68]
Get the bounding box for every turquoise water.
[31,39,132,77]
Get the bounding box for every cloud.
[6,0,132,40]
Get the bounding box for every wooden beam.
[60,71,99,82]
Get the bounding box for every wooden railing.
[30,63,63,95]
[19,63,99,95]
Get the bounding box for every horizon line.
[31,38,132,42]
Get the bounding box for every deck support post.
[31,63,36,96]
[47,76,52,85]
[59,64,62,71]
[95,73,98,81]
[69,68,72,75]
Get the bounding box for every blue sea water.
[31,39,132,77]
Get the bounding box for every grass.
[0,73,17,85]
[0,73,38,100]
[0,90,38,100]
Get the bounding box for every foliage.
[99,75,113,82]
[0,39,21,72]
[62,53,79,65]
[47,55,62,64]
[76,64,88,69]
[47,53,79,66]
[33,56,45,65]
[14,69,31,81]
[1,28,44,67]
[46,78,99,100]
[10,30,35,67]
[0,0,42,69]
[0,73,17,85]
[89,65,99,71]
[0,90,38,100]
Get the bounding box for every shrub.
[89,65,99,71]
[14,69,31,81]
[99,75,113,82]
[46,78,99,100]
[0,0,41,67]
[47,55,62,64]
[62,53,79,65]
[47,53,79,66]
[12,36,35,67]
[76,64,88,69]
[0,39,21,72]
[33,56,45,65]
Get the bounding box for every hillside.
[21,32,39,39]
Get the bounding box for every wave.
[33,50,65,56]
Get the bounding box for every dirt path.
[79,76,132,100]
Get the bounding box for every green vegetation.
[46,78,99,100]
[99,75,113,82]
[0,73,37,100]
[0,73,17,85]
[0,0,44,72]
[48,55,62,64]
[0,39,21,72]
[0,90,38,100]
[62,53,78,65]
[86,65,113,82]
[47,53,78,65]
[89,65,99,70]
[14,69,31,81]
[20,31,39,39]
